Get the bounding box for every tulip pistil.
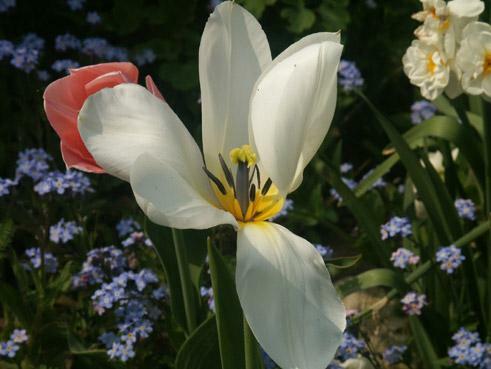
[203,147,284,222]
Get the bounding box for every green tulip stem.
[171,228,197,333]
[483,99,491,335]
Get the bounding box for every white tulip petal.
[78,84,211,200]
[199,1,271,175]
[250,36,343,194]
[131,153,237,230]
[448,0,484,18]
[236,222,346,369]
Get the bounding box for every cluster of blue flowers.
[330,177,358,203]
[380,216,412,240]
[25,248,58,274]
[410,100,436,125]
[0,148,93,198]
[73,218,166,362]
[335,332,366,361]
[390,248,419,269]
[67,0,85,11]
[122,231,153,248]
[383,345,407,365]
[200,286,215,311]
[448,328,490,368]
[49,219,83,244]
[34,169,93,196]
[86,11,101,25]
[72,246,127,288]
[338,60,364,92]
[435,245,465,274]
[0,4,155,80]
[0,178,15,196]
[340,162,353,174]
[400,291,427,315]
[315,244,334,259]
[0,329,28,359]
[134,48,157,66]
[51,59,80,73]
[116,217,141,237]
[455,198,477,221]
[55,33,82,52]
[0,33,44,73]
[0,0,15,12]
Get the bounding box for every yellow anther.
[484,52,491,75]
[229,145,257,168]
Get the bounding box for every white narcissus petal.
[199,1,271,176]
[448,0,484,18]
[130,153,238,230]
[236,222,346,369]
[79,84,206,196]
[250,35,343,194]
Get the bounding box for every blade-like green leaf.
[0,282,30,326]
[420,154,462,239]
[207,239,245,369]
[146,220,187,330]
[358,92,453,244]
[324,164,389,265]
[175,315,221,369]
[337,268,407,297]
[409,316,442,369]
[327,254,362,270]
[355,115,484,197]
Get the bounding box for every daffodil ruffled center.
[203,145,284,223]
[483,52,491,75]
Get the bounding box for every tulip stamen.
[261,178,272,196]
[202,166,226,195]
[219,153,236,195]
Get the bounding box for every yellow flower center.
[203,146,284,223]
[484,52,491,75]
[427,53,437,75]
[230,145,257,168]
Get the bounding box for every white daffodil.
[456,22,491,98]
[413,0,484,58]
[77,2,346,368]
[403,40,450,100]
[406,0,484,99]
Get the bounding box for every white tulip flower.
[403,40,450,100]
[77,2,346,368]
[456,22,491,98]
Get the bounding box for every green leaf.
[355,115,484,197]
[0,219,13,259]
[409,316,442,369]
[175,316,221,369]
[207,239,245,369]
[327,254,362,270]
[280,5,315,33]
[324,163,390,265]
[239,0,277,18]
[359,92,454,244]
[0,282,30,327]
[337,268,408,297]
[145,220,188,332]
